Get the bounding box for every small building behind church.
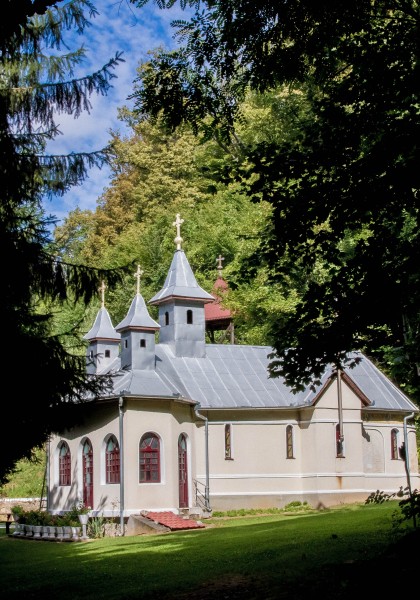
[47,215,420,528]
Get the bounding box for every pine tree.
[0,0,127,483]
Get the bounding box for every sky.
[45,0,190,227]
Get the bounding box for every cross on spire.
[216,254,225,276]
[134,264,144,295]
[99,281,106,308]
[173,213,184,250]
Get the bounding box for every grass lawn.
[0,501,418,600]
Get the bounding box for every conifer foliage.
[0,0,126,483]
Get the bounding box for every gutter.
[194,404,211,512]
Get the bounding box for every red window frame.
[225,424,232,459]
[391,429,399,460]
[59,441,71,486]
[139,433,161,483]
[106,435,120,484]
[286,425,294,459]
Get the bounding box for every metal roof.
[115,294,160,331]
[102,345,418,413]
[149,250,214,304]
[83,307,120,342]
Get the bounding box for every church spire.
[83,280,120,374]
[149,214,213,358]
[115,264,159,370]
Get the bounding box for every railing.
[193,479,211,513]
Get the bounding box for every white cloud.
[46,0,192,226]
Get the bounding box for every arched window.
[139,433,161,482]
[106,435,120,484]
[59,441,71,486]
[286,425,294,459]
[391,429,399,460]
[187,309,193,324]
[225,424,232,459]
[105,349,110,358]
[165,311,169,326]
[140,339,146,348]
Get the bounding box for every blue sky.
[45,0,189,227]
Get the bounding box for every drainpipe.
[194,404,211,511]
[119,394,125,535]
[403,412,416,528]
[336,367,344,457]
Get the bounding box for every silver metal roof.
[149,250,214,304]
[83,307,120,342]
[102,345,418,413]
[115,294,160,331]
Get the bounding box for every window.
[59,441,71,486]
[106,435,120,483]
[82,439,93,508]
[124,339,128,348]
[225,424,232,459]
[139,433,161,482]
[105,349,110,358]
[286,425,294,459]
[391,429,399,460]
[165,311,169,326]
[140,339,146,348]
[89,350,93,359]
[187,309,193,324]
[336,424,344,457]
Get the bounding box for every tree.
[0,0,128,483]
[129,0,420,401]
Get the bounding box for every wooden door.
[178,434,188,508]
[82,439,93,509]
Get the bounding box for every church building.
[47,214,420,528]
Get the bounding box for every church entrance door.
[178,434,188,508]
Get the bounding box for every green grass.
[0,501,417,600]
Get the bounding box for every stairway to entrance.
[143,511,205,531]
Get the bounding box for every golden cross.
[134,264,144,295]
[99,281,106,308]
[173,213,184,250]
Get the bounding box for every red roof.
[204,277,232,322]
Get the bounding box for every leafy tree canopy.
[129,0,420,401]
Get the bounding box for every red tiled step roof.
[144,511,205,530]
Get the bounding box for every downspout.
[194,404,211,512]
[45,438,50,511]
[336,367,344,457]
[403,412,416,528]
[119,394,125,535]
